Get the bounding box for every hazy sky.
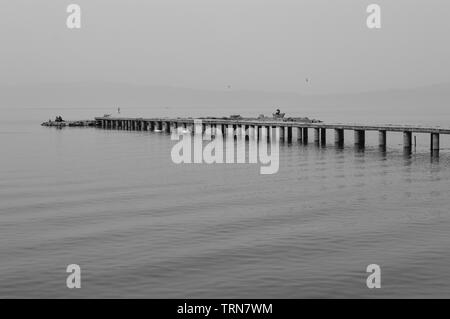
[0,0,449,94]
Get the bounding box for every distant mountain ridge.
[1,82,449,111]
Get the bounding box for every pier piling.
[95,116,450,157]
[302,128,309,144]
[354,130,365,147]
[314,128,320,144]
[320,128,326,145]
[334,129,344,146]
[403,131,412,149]
[431,133,440,154]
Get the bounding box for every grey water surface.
[1,106,450,298]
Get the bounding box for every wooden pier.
[95,117,449,155]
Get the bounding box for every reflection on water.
[0,108,450,298]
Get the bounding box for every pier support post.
[314,128,320,144]
[403,131,412,149]
[226,125,233,138]
[334,129,344,146]
[431,133,440,155]
[260,126,267,141]
[248,125,254,139]
[279,126,285,142]
[218,124,225,137]
[378,130,386,148]
[297,127,302,141]
[320,128,326,145]
[287,127,292,143]
[354,130,365,147]
[302,128,308,144]
[205,124,212,139]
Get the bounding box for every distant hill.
[1,82,449,120]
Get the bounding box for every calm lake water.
[1,106,450,298]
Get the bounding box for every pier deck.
[95,116,450,154]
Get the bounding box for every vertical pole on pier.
[354,130,365,147]
[378,130,386,148]
[320,128,326,145]
[287,127,292,143]
[314,128,320,144]
[279,126,285,142]
[297,127,302,141]
[403,131,412,149]
[431,133,440,155]
[302,128,308,144]
[334,129,344,146]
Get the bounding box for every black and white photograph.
[1,0,450,307]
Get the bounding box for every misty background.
[0,0,449,121]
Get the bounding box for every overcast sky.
[0,0,449,94]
